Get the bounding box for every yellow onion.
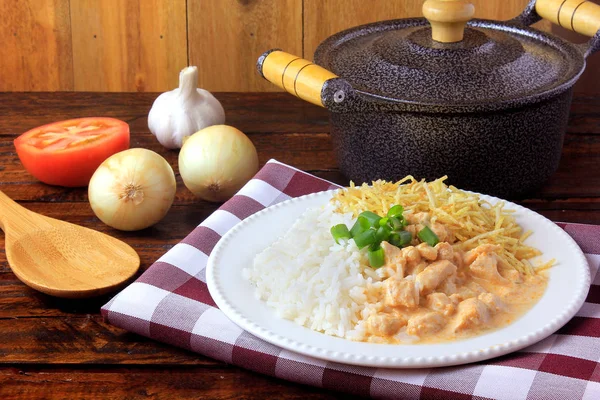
[88,148,176,231]
[179,125,258,202]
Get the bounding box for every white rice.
[243,202,382,340]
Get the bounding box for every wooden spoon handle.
[0,190,27,231]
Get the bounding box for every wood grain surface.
[70,0,188,92]
[0,0,73,91]
[302,0,551,60]
[187,0,303,92]
[7,0,600,93]
[0,92,600,398]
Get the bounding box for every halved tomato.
[14,117,130,187]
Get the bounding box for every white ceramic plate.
[206,190,590,368]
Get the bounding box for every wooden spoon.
[0,190,140,298]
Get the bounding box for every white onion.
[179,125,258,202]
[88,148,176,231]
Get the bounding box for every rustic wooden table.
[1,92,599,399]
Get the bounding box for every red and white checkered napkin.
[102,160,600,399]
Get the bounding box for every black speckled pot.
[327,88,573,198]
[258,0,600,198]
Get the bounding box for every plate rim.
[206,189,591,368]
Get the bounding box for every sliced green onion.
[378,217,389,227]
[330,224,351,244]
[368,245,385,268]
[389,233,402,247]
[375,225,391,243]
[359,211,381,228]
[389,216,404,230]
[389,230,412,248]
[418,226,439,247]
[350,216,370,237]
[387,205,404,218]
[398,230,412,246]
[353,229,377,249]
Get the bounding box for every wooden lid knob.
[422,0,475,43]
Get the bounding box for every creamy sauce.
[362,235,548,344]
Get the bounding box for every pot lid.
[313,0,584,107]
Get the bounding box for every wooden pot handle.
[257,50,338,108]
[536,0,600,37]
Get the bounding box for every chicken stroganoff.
[359,228,547,343]
[245,177,551,344]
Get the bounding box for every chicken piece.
[453,253,464,270]
[416,243,438,261]
[449,293,462,304]
[399,246,422,275]
[416,260,457,295]
[478,293,506,313]
[412,261,429,275]
[455,270,469,284]
[463,244,502,265]
[435,242,454,261]
[500,268,523,284]
[383,276,419,308]
[407,212,430,225]
[406,312,445,337]
[366,313,407,336]
[406,212,454,244]
[380,241,406,278]
[452,298,490,333]
[437,274,458,295]
[430,222,454,243]
[426,293,456,316]
[469,254,510,285]
[401,246,421,265]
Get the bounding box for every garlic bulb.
[148,66,225,149]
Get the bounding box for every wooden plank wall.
[0,0,597,92]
